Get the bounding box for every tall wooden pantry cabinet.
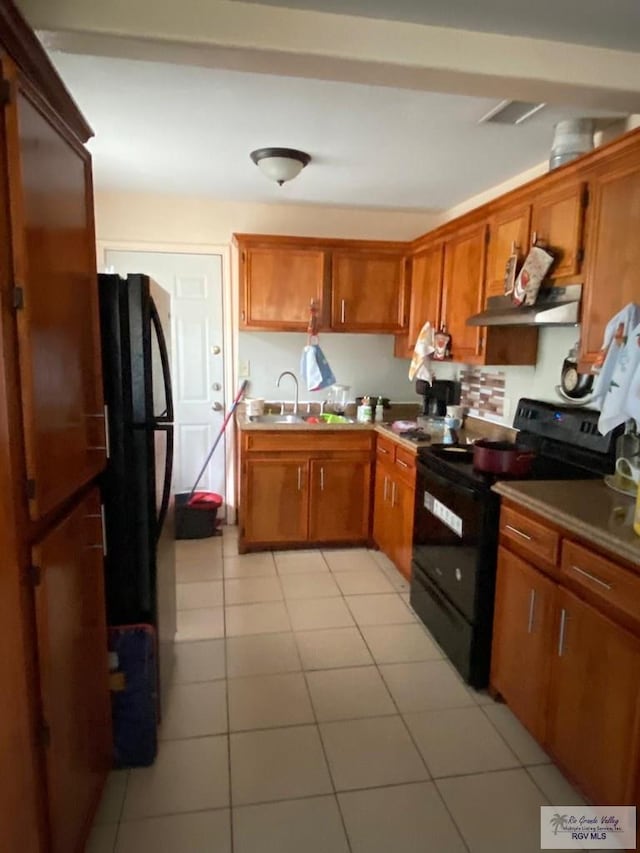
[0,3,111,852]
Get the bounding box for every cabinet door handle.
[379,446,390,455]
[104,405,111,459]
[320,466,325,491]
[383,475,388,502]
[532,230,538,246]
[527,589,536,634]
[100,504,108,556]
[558,608,567,657]
[569,564,612,591]
[396,459,409,469]
[341,299,346,324]
[391,481,397,508]
[505,524,533,542]
[297,466,302,491]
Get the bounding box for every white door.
[104,250,226,500]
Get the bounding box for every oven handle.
[417,463,478,500]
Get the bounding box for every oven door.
[412,462,487,622]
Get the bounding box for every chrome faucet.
[276,371,299,416]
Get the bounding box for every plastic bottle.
[375,396,384,422]
[361,396,372,423]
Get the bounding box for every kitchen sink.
[248,413,357,425]
[249,413,306,424]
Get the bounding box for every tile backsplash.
[459,368,505,419]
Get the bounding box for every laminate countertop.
[493,479,640,568]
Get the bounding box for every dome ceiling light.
[250,147,311,186]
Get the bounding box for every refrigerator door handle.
[150,298,174,423]
[154,423,174,542]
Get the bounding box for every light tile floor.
[88,528,587,853]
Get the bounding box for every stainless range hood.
[467,285,582,327]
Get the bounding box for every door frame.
[96,239,237,521]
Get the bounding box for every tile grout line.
[296,548,354,853]
[324,547,475,853]
[221,541,235,853]
[269,549,350,849]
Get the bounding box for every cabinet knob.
[211,345,221,355]
[211,402,223,412]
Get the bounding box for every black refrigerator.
[98,273,176,699]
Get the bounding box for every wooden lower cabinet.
[32,489,111,853]
[547,587,640,806]
[372,456,393,559]
[372,453,415,580]
[243,457,309,544]
[239,432,374,549]
[490,547,556,742]
[308,457,370,542]
[492,503,640,810]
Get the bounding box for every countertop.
[493,480,640,568]
[238,416,504,454]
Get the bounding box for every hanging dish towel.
[300,299,336,392]
[300,343,336,391]
[409,320,435,382]
[592,303,640,435]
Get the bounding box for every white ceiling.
[240,0,640,52]
[51,53,621,211]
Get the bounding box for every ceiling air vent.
[479,100,546,125]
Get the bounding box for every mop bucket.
[174,380,247,541]
[175,491,222,540]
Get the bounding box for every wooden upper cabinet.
[547,587,640,806]
[7,82,105,521]
[530,181,587,280]
[33,488,111,853]
[331,250,407,332]
[239,243,327,330]
[441,222,487,363]
[486,204,531,300]
[580,154,640,366]
[407,242,443,349]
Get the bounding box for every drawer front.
[394,444,416,486]
[245,430,373,453]
[376,434,396,462]
[561,540,640,625]
[500,505,559,568]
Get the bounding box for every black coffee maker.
[416,379,460,416]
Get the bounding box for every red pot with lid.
[472,439,535,477]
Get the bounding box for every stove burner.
[399,428,430,443]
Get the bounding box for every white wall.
[239,331,416,403]
[94,191,441,244]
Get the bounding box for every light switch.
[238,360,250,378]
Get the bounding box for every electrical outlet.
[238,360,250,379]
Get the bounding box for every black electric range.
[410,398,621,688]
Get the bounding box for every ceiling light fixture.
[250,147,311,186]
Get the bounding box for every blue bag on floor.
[108,624,158,767]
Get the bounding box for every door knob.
[211,402,223,412]
[212,382,221,391]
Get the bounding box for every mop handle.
[187,380,249,502]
